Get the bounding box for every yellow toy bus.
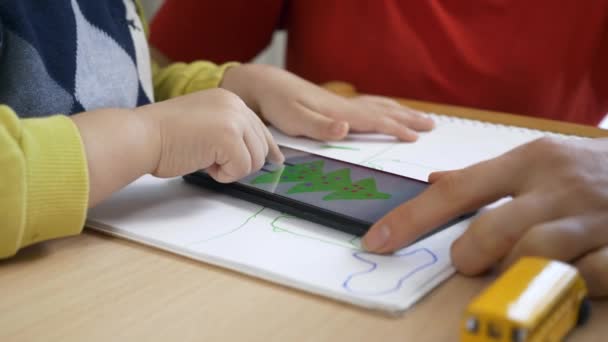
[461,257,590,342]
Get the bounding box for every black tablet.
[183,146,471,238]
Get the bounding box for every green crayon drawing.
[323,178,391,200]
[251,160,391,201]
[271,215,361,250]
[320,144,360,151]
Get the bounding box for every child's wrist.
[71,107,162,206]
[132,106,162,176]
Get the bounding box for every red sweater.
[151,1,608,125]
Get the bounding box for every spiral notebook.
[87,113,581,313]
[271,113,581,182]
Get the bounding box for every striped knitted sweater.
[0,0,235,258]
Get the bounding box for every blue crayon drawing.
[269,215,439,296]
[343,248,438,296]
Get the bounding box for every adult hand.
[362,137,608,297]
[221,64,434,142]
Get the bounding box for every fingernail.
[363,225,391,251]
[330,121,349,136]
[268,160,283,167]
[269,154,285,166]
[403,129,419,141]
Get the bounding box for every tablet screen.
[236,147,428,223]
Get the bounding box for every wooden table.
[1,85,607,341]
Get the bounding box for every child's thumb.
[325,120,350,141]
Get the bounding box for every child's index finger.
[266,141,285,165]
[260,124,285,165]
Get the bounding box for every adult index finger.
[362,153,520,253]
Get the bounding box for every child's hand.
[221,64,434,141]
[363,137,608,297]
[138,89,284,182]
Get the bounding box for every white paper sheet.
[87,113,578,313]
[272,113,578,181]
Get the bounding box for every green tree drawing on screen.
[251,161,324,184]
[287,168,352,194]
[250,160,391,201]
[323,178,391,200]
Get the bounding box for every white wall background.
[142,1,607,128]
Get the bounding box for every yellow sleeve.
[0,106,89,259]
[152,61,239,102]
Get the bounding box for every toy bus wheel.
[577,298,591,326]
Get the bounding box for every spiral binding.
[425,113,584,140]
